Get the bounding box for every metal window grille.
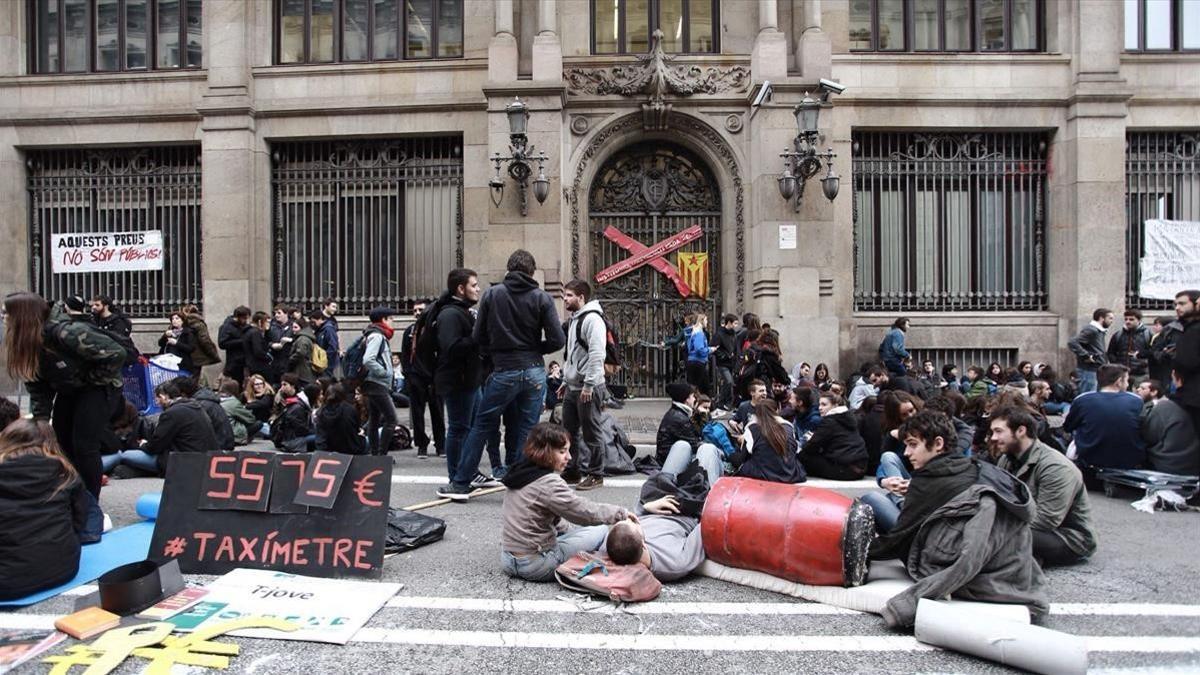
[852,131,1048,312]
[909,347,1020,373]
[1124,130,1200,310]
[270,137,463,314]
[27,146,203,317]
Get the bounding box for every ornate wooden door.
[589,142,721,397]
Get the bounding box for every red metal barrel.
[701,477,872,587]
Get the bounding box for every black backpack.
[408,300,450,380]
[570,309,623,371]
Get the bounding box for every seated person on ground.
[792,387,823,443]
[1063,364,1145,471]
[604,494,706,582]
[217,379,263,446]
[1140,376,1200,476]
[729,399,806,484]
[0,397,20,431]
[243,374,275,431]
[868,410,1048,629]
[175,377,236,452]
[991,406,1097,568]
[499,423,636,582]
[0,420,90,601]
[860,448,911,533]
[271,374,315,452]
[923,393,974,456]
[800,392,869,481]
[655,383,717,469]
[731,379,769,425]
[107,379,217,476]
[315,383,367,455]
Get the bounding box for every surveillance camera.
[818,78,846,95]
[751,81,772,109]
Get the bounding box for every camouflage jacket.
[28,304,127,418]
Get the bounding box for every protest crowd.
[2,253,1199,644]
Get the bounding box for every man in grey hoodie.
[559,279,609,491]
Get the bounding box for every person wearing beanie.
[654,383,705,465]
[361,306,399,456]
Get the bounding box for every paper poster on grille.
[677,252,709,299]
[51,230,164,274]
[1140,220,1200,300]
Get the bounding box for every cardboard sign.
[167,569,402,645]
[293,452,351,510]
[149,452,392,579]
[51,230,164,274]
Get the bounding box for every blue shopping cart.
[121,359,191,415]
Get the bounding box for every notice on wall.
[779,224,797,250]
[167,568,402,645]
[1139,219,1200,300]
[51,230,164,274]
[150,452,392,579]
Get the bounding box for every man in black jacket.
[1171,290,1200,442]
[1068,308,1114,394]
[217,306,252,385]
[655,383,706,465]
[401,302,445,459]
[439,251,566,500]
[89,295,132,337]
[1107,308,1153,385]
[137,379,217,475]
[1149,315,1182,389]
[714,314,739,410]
[433,269,483,490]
[175,377,235,452]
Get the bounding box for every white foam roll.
[914,599,1088,675]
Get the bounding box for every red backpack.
[554,552,661,603]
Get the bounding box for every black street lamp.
[778,93,839,212]
[490,97,550,216]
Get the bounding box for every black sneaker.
[417,447,429,459]
[437,483,473,501]
[561,469,582,485]
[576,475,604,491]
[110,465,140,480]
[470,472,502,489]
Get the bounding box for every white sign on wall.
[779,224,797,250]
[51,230,164,274]
[1139,219,1200,300]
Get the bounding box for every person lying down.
[601,471,708,582]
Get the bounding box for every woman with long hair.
[685,314,712,396]
[0,419,91,600]
[754,332,791,391]
[242,373,276,434]
[813,363,832,391]
[157,311,197,372]
[4,292,124,534]
[729,399,806,483]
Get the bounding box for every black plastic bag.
[385,508,446,554]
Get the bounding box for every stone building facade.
[1,0,1197,394]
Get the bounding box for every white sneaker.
[470,472,502,489]
[102,513,113,533]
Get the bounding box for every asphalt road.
[3,401,1199,674]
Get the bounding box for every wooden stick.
[402,486,507,512]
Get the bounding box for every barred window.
[27,146,203,317]
[592,0,719,54]
[852,132,1048,312]
[1125,131,1200,309]
[271,138,463,314]
[1124,0,1200,51]
[29,0,202,74]
[849,0,1042,52]
[275,0,463,64]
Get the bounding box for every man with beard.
[1172,289,1200,442]
[992,406,1096,568]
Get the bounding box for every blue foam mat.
[0,520,155,608]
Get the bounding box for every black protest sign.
[197,452,275,512]
[293,452,352,510]
[150,452,392,579]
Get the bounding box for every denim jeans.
[453,367,546,487]
[102,449,161,474]
[661,439,724,487]
[1043,401,1070,416]
[716,366,735,409]
[1077,369,1098,395]
[442,387,481,482]
[863,451,910,533]
[486,401,521,475]
[499,524,610,582]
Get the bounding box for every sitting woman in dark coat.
[801,392,869,480]
[729,399,806,484]
[315,383,367,455]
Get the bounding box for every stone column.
[752,0,787,80]
[796,0,832,79]
[489,0,518,82]
[1048,0,1129,354]
[532,0,562,82]
[198,0,269,347]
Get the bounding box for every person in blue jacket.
[879,317,911,377]
[685,314,712,396]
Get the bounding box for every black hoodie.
[315,401,367,455]
[434,294,482,393]
[192,389,236,451]
[0,455,88,600]
[473,271,565,372]
[501,458,552,490]
[802,409,869,467]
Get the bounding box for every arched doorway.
[588,142,721,397]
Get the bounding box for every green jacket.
[998,440,1098,559]
[219,395,259,445]
[287,327,316,385]
[27,304,127,419]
